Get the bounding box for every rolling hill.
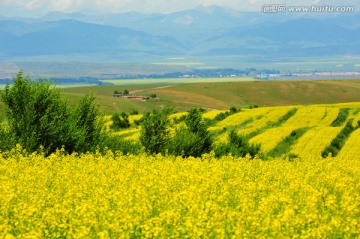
[59,79,360,114]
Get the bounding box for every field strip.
[282,107,339,127]
[249,127,298,153]
[202,110,228,119]
[337,129,360,159]
[290,127,343,158]
[236,106,295,136]
[216,108,273,128]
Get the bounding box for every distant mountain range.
[0,6,360,61]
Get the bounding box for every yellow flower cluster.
[0,149,359,238]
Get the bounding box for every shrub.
[215,130,261,158]
[148,93,157,99]
[214,112,228,121]
[173,115,187,124]
[229,106,239,114]
[213,106,240,123]
[130,109,139,115]
[134,117,144,126]
[111,112,130,129]
[99,134,142,155]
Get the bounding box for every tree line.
[0,71,261,158]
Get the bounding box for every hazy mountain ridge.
[0,7,359,60]
[0,19,183,57]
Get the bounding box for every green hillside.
[60,79,360,114]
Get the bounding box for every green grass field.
[2,78,360,116]
[59,79,360,114]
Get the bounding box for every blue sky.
[0,0,358,17]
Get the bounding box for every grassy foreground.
[0,148,359,238]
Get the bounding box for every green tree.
[2,71,68,154]
[140,106,173,155]
[70,94,102,152]
[169,107,212,157]
[1,71,103,155]
[123,89,129,95]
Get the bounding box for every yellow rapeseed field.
[337,129,360,159]
[249,127,298,153]
[281,107,339,127]
[216,108,273,128]
[290,127,343,158]
[236,107,294,136]
[0,147,359,238]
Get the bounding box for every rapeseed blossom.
[0,148,359,238]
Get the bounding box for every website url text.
[261,5,355,13]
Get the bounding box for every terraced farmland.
[110,102,360,159]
